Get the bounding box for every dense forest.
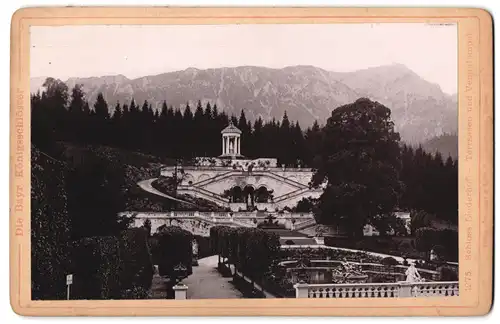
[32,78,313,167]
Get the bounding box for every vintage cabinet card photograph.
[10,7,493,316]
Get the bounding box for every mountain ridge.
[30,64,457,144]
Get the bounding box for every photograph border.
[10,6,493,316]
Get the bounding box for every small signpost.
[66,274,73,300]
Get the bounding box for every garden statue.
[430,248,438,261]
[330,259,366,284]
[405,263,422,282]
[192,239,199,266]
[192,239,198,257]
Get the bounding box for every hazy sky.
[30,23,457,94]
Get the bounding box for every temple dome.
[221,123,242,135]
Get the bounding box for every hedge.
[70,228,155,300]
[381,257,399,266]
[71,236,121,299]
[31,146,72,300]
[415,227,458,261]
[210,226,281,281]
[194,235,212,259]
[279,247,389,265]
[118,228,154,293]
[155,226,193,279]
[438,266,458,281]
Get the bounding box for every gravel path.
[182,255,243,299]
[138,178,197,206]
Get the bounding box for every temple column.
[222,136,225,155]
[236,137,239,155]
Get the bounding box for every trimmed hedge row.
[70,227,154,299]
[31,146,72,300]
[154,226,193,280]
[210,226,280,281]
[71,236,121,299]
[279,247,388,264]
[118,228,154,295]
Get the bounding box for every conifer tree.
[93,93,109,120]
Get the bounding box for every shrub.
[210,226,281,281]
[431,244,446,261]
[31,146,72,300]
[293,197,315,212]
[150,176,176,195]
[438,266,458,281]
[381,257,399,266]
[398,241,413,253]
[148,236,160,264]
[143,219,152,237]
[71,236,121,299]
[410,210,435,234]
[439,229,458,261]
[371,274,393,283]
[156,226,193,280]
[120,286,152,299]
[415,227,439,255]
[415,227,458,262]
[194,235,212,259]
[118,228,154,291]
[257,222,286,229]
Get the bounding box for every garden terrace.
[278,259,440,283]
[257,245,457,297]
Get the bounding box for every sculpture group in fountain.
[333,258,367,283]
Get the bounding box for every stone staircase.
[177,185,229,207]
[293,218,317,231]
[193,170,308,191]
[194,170,234,187]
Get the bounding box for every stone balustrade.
[163,165,313,172]
[294,281,459,298]
[123,210,315,234]
[359,263,438,281]
[123,210,314,220]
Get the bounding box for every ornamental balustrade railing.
[163,165,314,172]
[161,164,312,172]
[124,211,313,225]
[294,281,459,298]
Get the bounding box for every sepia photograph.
[29,22,460,301]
